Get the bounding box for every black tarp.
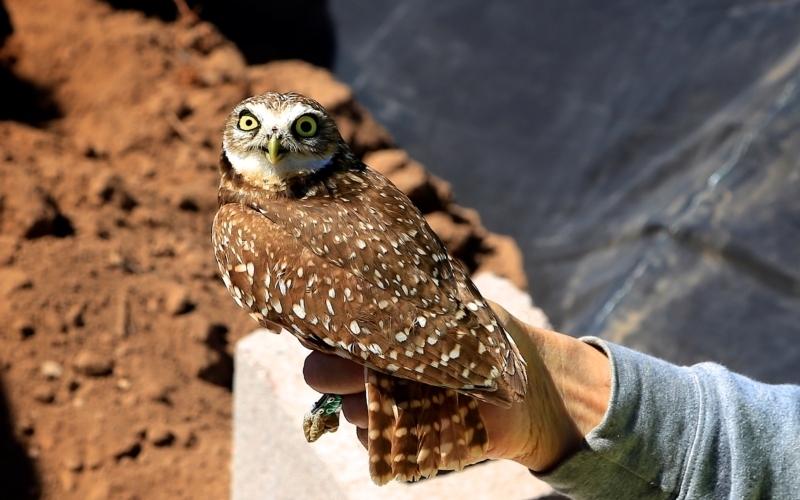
[329,1,800,383]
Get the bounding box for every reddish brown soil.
[0,1,526,498]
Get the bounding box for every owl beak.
[267,135,282,164]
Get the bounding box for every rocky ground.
[0,1,527,498]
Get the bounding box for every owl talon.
[303,393,343,443]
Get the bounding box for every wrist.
[510,327,588,471]
[531,327,611,439]
[500,323,610,471]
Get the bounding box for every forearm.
[536,338,800,499]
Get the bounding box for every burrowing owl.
[212,92,527,484]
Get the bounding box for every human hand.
[303,301,611,472]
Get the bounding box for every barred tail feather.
[366,369,395,485]
[437,389,471,472]
[389,378,422,481]
[365,374,489,484]
[460,396,489,457]
[415,384,442,478]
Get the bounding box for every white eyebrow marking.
[244,102,323,136]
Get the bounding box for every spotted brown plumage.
[212,92,528,484]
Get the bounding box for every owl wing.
[213,173,525,404]
[259,167,462,314]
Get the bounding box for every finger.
[356,426,368,450]
[303,351,364,395]
[342,392,368,428]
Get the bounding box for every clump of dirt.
[0,0,527,499]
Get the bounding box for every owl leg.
[366,369,396,485]
[302,393,343,443]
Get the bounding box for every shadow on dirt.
[104,0,336,68]
[0,374,40,500]
[0,1,61,125]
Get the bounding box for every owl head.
[221,92,343,186]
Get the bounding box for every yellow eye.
[238,114,259,131]
[294,115,318,138]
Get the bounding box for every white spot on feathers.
[292,300,306,319]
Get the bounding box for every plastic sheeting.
[329,1,800,383]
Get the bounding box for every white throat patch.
[224,144,333,184]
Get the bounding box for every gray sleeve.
[533,337,800,499]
